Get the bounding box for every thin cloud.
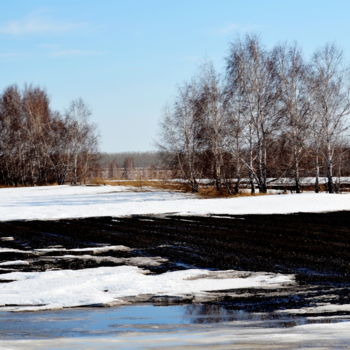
[0,52,22,58]
[181,55,202,64]
[48,49,104,57]
[0,11,87,35]
[214,22,259,36]
[0,48,103,59]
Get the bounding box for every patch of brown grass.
[100,179,189,192]
[92,178,270,198]
[197,187,270,198]
[90,177,108,185]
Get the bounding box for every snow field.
[0,185,350,221]
[0,184,349,314]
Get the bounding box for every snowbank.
[0,266,293,311]
[0,185,350,221]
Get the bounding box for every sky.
[0,0,350,152]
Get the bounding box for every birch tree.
[273,44,311,193]
[197,62,227,191]
[309,44,350,193]
[159,81,203,192]
[65,98,98,184]
[226,35,280,193]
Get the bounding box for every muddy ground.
[1,212,350,316]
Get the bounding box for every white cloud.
[0,11,86,36]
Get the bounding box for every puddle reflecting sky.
[1,303,347,340]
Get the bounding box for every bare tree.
[123,157,134,179]
[197,62,227,191]
[159,81,203,192]
[226,35,280,193]
[21,85,53,185]
[0,86,99,186]
[309,44,350,193]
[223,76,245,194]
[65,98,98,184]
[0,86,24,185]
[158,36,350,194]
[273,44,311,193]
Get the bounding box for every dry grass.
[99,179,190,192]
[2,176,348,195]
[196,187,269,198]
[90,177,271,198]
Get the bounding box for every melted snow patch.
[69,245,131,253]
[282,303,350,315]
[0,248,28,253]
[48,255,167,266]
[0,260,29,266]
[35,245,131,253]
[0,237,14,241]
[0,266,294,311]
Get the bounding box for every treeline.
[159,35,350,193]
[99,152,162,169]
[0,85,98,186]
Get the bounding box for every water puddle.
[1,304,350,349]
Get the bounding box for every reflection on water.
[185,304,302,326]
[1,303,348,340]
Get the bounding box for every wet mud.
[1,211,350,316]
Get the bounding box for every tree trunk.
[262,141,268,193]
[249,149,255,194]
[191,179,199,192]
[234,154,241,195]
[294,157,301,194]
[234,177,241,194]
[326,144,334,193]
[315,154,320,193]
[327,160,334,193]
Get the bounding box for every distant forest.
[159,35,350,194]
[97,152,168,180]
[99,152,162,169]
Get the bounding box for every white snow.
[281,303,350,315]
[0,185,350,221]
[0,237,14,241]
[34,245,131,253]
[69,245,131,252]
[0,260,29,266]
[268,176,350,186]
[0,266,294,311]
[0,248,28,253]
[46,254,167,267]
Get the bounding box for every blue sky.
[0,0,350,152]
